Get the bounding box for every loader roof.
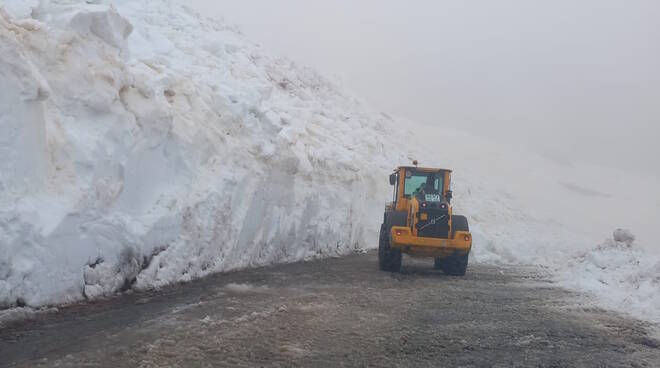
[395,166,452,173]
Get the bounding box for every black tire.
[451,215,469,234]
[442,253,469,276]
[433,258,443,270]
[378,224,401,272]
[445,215,470,276]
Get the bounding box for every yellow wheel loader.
[378,163,472,275]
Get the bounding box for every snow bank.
[0,0,407,307]
[1,0,659,328]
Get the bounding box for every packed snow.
[0,0,659,328]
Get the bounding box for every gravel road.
[1,252,659,367]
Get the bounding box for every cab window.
[403,171,443,197]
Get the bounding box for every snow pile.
[559,230,660,323]
[0,306,58,328]
[0,0,659,328]
[0,0,407,307]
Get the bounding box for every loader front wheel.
[378,224,401,272]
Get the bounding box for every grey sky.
[187,0,660,176]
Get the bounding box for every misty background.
[187,0,659,177]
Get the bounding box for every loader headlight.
[463,235,471,241]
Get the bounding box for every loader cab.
[389,166,452,213]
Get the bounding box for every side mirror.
[389,173,397,186]
[445,190,453,202]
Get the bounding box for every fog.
[187,0,660,177]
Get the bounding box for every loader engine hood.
[414,197,451,238]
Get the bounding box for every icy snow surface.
[0,0,658,326]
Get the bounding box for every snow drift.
[1,0,659,327]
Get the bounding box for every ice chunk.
[613,228,635,246]
[69,6,133,50]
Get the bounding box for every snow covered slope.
[0,0,658,326]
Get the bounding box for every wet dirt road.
[1,252,659,367]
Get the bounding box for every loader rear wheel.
[439,215,470,275]
[378,224,401,272]
[451,215,469,234]
[442,253,468,276]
